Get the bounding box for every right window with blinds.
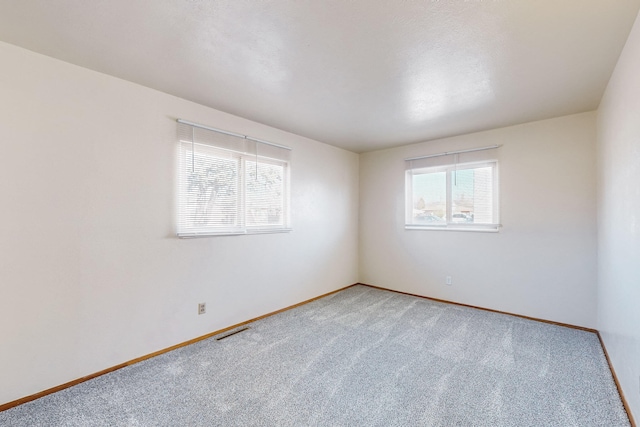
[405,148,500,231]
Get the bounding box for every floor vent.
[216,327,249,341]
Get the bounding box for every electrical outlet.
[198,303,206,315]
[446,276,452,286]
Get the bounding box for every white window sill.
[405,225,500,233]
[177,228,292,238]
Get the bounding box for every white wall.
[597,9,640,420]
[360,112,598,328]
[0,41,359,406]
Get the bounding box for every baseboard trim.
[0,283,358,412]
[357,283,597,332]
[358,282,634,425]
[596,332,636,427]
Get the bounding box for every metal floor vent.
[216,327,249,341]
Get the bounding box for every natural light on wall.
[405,146,500,232]
[177,120,291,237]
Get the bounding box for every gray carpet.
[0,285,630,426]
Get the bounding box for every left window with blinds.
[177,120,291,237]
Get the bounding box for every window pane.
[412,171,446,224]
[451,166,493,224]
[245,160,285,227]
[181,143,239,231]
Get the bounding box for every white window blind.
[177,120,291,237]
[405,146,499,231]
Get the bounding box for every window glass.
[187,147,239,229]
[412,171,446,225]
[245,160,285,227]
[451,166,493,224]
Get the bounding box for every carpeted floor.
[0,285,630,426]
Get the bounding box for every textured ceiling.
[0,1,638,152]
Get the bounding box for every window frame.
[405,159,500,232]
[177,139,291,238]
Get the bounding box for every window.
[405,147,499,231]
[177,120,291,237]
